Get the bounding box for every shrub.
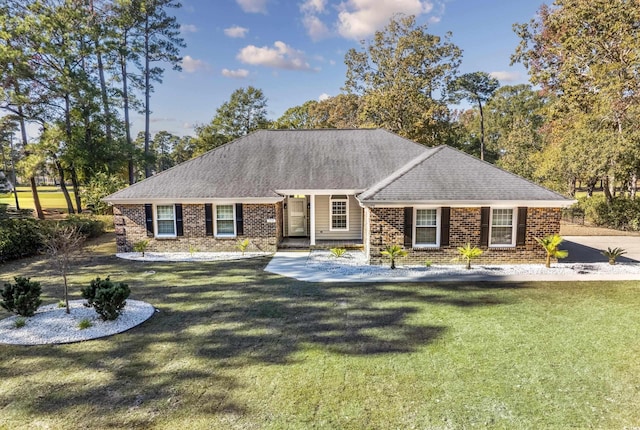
[457,243,483,270]
[330,248,347,258]
[78,318,93,330]
[575,196,640,231]
[601,247,626,265]
[380,245,408,269]
[82,277,130,321]
[0,218,43,262]
[236,238,250,255]
[62,215,106,238]
[133,240,149,256]
[1,276,42,317]
[14,317,26,329]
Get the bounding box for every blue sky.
[138,0,542,137]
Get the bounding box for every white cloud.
[318,93,331,101]
[329,59,336,65]
[237,41,312,71]
[236,0,267,13]
[490,71,522,82]
[224,25,249,38]
[222,68,250,79]
[180,24,198,33]
[336,0,435,39]
[301,0,326,14]
[181,55,209,73]
[303,15,331,41]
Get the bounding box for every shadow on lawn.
[0,255,521,425]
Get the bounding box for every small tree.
[535,234,568,268]
[457,243,483,270]
[1,277,42,317]
[380,245,409,269]
[43,224,86,314]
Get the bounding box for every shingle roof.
[358,145,571,203]
[105,129,427,201]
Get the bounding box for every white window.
[414,208,440,247]
[330,195,348,231]
[156,205,176,237]
[490,208,516,247]
[215,204,236,237]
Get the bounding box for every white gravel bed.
[0,299,155,346]
[307,250,640,279]
[117,251,272,262]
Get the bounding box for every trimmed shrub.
[82,277,130,321]
[62,215,106,238]
[1,276,42,317]
[0,218,43,262]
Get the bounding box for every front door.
[287,197,307,236]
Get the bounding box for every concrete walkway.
[265,249,640,283]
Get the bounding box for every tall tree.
[273,100,318,129]
[513,0,640,199]
[449,72,499,160]
[344,14,461,145]
[310,94,361,129]
[135,0,185,178]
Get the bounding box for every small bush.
[78,318,93,330]
[82,277,130,321]
[330,248,347,258]
[602,247,626,265]
[236,238,250,255]
[189,244,199,255]
[380,245,409,269]
[457,243,483,270]
[1,276,42,317]
[0,218,43,262]
[62,215,106,238]
[14,317,26,329]
[133,240,149,256]
[424,260,433,268]
[57,300,66,308]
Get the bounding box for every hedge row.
[574,196,640,231]
[0,215,107,263]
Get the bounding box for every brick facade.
[113,203,280,253]
[367,207,562,265]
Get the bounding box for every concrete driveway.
[563,236,640,263]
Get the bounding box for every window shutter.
[236,203,244,236]
[440,207,450,246]
[480,207,490,247]
[404,207,413,248]
[175,204,184,237]
[204,204,213,236]
[516,207,528,246]
[144,204,154,237]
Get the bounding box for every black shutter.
[144,204,154,237]
[204,204,213,236]
[236,203,243,236]
[440,207,450,246]
[516,207,528,246]
[175,204,184,236]
[404,207,413,248]
[480,207,490,247]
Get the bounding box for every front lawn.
[1,248,639,429]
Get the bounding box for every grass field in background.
[0,186,75,212]
[1,248,639,429]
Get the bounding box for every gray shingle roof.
[105,129,427,201]
[358,145,571,203]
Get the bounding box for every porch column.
[310,194,316,246]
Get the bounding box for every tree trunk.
[29,177,44,219]
[586,177,598,197]
[629,171,637,199]
[63,273,69,314]
[478,100,485,161]
[70,165,82,213]
[120,43,135,185]
[53,156,75,214]
[144,12,151,178]
[603,176,613,203]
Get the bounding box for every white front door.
[287,197,307,236]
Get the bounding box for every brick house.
[104,129,573,264]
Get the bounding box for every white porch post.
[310,194,316,246]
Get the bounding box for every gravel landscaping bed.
[117,251,272,262]
[308,250,640,278]
[0,299,155,346]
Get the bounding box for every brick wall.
[367,207,562,265]
[113,203,281,253]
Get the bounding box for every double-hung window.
[490,208,516,246]
[330,195,348,231]
[215,204,236,237]
[414,208,439,247]
[156,205,176,237]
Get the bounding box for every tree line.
[2,2,639,220]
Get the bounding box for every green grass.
[0,186,75,211]
[1,249,639,429]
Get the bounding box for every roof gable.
[359,145,571,204]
